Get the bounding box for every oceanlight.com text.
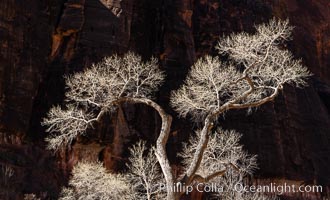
[234,183,322,195]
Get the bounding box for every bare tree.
[180,129,276,200]
[170,18,310,191]
[43,52,165,151]
[59,141,165,200]
[126,141,166,200]
[59,161,134,200]
[43,19,310,200]
[180,129,258,184]
[43,52,176,199]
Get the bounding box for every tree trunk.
[120,98,177,200]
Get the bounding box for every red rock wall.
[0,0,329,199]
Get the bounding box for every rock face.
[0,0,329,199]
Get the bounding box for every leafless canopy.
[59,141,165,200]
[43,52,165,151]
[180,129,257,182]
[126,141,166,200]
[171,18,311,122]
[43,52,176,199]
[59,161,134,200]
[181,128,277,200]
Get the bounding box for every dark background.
[0,0,329,199]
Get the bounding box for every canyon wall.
[0,0,329,199]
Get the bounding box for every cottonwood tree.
[43,52,174,199]
[43,19,310,200]
[170,19,310,192]
[58,161,134,200]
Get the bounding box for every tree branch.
[182,115,213,185]
[228,86,280,110]
[192,169,227,183]
[181,83,281,187]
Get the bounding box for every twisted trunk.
[119,97,177,200]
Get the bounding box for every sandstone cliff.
[0,0,329,199]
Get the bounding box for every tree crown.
[171,18,311,122]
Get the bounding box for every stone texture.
[0,0,329,199]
